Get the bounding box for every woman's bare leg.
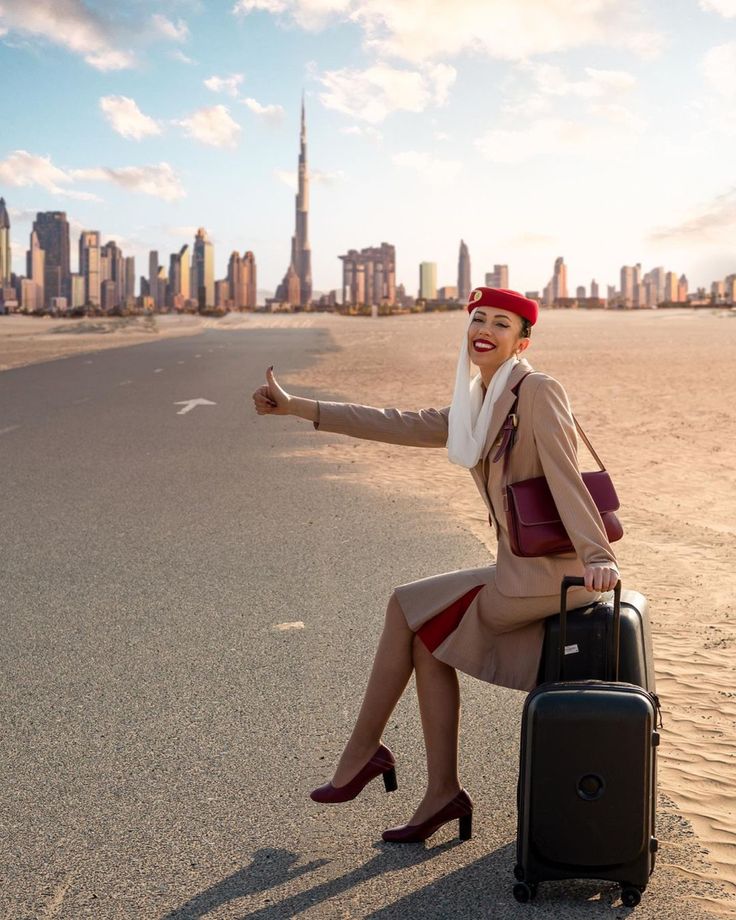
[331,593,414,786]
[407,634,462,824]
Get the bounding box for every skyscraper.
[149,250,160,309]
[620,265,636,307]
[193,228,214,308]
[124,256,136,301]
[79,231,101,307]
[419,262,437,300]
[26,230,45,311]
[552,256,568,301]
[102,240,124,308]
[276,98,312,306]
[457,239,471,302]
[0,198,11,287]
[242,251,257,308]
[169,245,190,307]
[485,264,509,290]
[33,211,70,308]
[339,243,396,306]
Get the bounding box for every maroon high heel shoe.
[309,744,397,804]
[382,789,473,843]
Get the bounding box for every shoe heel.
[459,813,472,840]
[383,766,398,793]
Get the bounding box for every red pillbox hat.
[466,287,539,325]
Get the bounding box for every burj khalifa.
[276,99,312,306]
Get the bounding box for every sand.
[0,313,209,371]
[2,306,735,916]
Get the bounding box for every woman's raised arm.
[252,367,449,448]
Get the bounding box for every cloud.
[233,0,350,29]
[701,42,736,97]
[69,164,185,201]
[0,150,73,193]
[649,188,736,244]
[99,96,162,140]
[0,150,100,199]
[240,97,286,122]
[0,150,182,202]
[204,73,245,97]
[318,62,456,123]
[233,0,288,12]
[700,0,736,16]
[175,105,241,147]
[392,150,462,184]
[233,0,663,62]
[0,0,136,70]
[523,63,637,99]
[340,124,383,141]
[151,14,189,42]
[170,49,196,65]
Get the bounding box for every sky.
[1,0,735,298]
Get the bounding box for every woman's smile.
[472,339,496,353]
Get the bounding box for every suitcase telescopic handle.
[559,576,622,682]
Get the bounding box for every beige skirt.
[394,564,599,692]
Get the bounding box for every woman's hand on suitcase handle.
[584,564,619,593]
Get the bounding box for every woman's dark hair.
[520,318,532,339]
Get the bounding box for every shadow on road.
[161,839,462,919]
[160,841,633,919]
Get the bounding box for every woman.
[252,287,619,844]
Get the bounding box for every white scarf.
[447,308,519,469]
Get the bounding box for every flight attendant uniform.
[313,359,618,692]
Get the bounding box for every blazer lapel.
[481,360,533,462]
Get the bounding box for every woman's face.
[467,308,529,376]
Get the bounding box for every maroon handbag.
[494,375,623,558]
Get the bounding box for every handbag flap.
[509,470,620,526]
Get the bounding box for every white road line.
[194,354,202,358]
[177,360,185,364]
[119,380,133,386]
[273,621,305,631]
[174,398,216,415]
[72,397,91,405]
[0,424,20,436]
[154,368,163,373]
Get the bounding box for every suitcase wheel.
[513,864,525,882]
[621,886,642,907]
[513,881,537,903]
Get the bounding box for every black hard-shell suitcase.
[514,578,661,907]
[538,588,656,691]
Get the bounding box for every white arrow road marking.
[0,425,20,436]
[174,398,216,415]
[273,621,305,631]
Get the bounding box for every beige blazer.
[314,359,618,598]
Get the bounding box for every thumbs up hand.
[253,366,291,416]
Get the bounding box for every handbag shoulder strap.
[493,373,607,473]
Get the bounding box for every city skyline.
[0,2,735,295]
[2,191,732,312]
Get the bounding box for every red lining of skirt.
[416,584,484,653]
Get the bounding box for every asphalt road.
[0,328,727,919]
